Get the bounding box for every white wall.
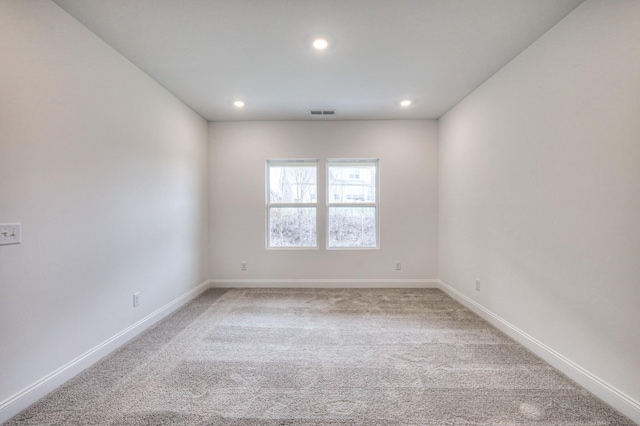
[0,0,208,416]
[439,0,640,414]
[209,120,438,282]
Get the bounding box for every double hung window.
[266,158,378,249]
[327,159,379,248]
[266,160,318,248]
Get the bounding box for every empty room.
[1,0,639,424]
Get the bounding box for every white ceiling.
[53,0,584,122]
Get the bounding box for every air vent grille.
[310,110,336,116]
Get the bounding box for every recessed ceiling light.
[312,38,328,50]
[233,101,245,108]
[400,100,412,107]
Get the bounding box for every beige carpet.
[6,288,634,425]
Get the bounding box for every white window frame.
[266,159,319,249]
[326,158,380,250]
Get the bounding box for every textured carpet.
[5,288,634,425]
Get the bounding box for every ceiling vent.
[310,110,336,116]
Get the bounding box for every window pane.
[269,207,317,247]
[269,165,317,203]
[328,163,376,203]
[328,207,376,247]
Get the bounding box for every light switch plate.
[0,223,21,245]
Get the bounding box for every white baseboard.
[437,279,640,424]
[210,278,439,288]
[0,280,211,424]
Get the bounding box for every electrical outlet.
[241,261,247,271]
[475,279,481,291]
[133,292,140,307]
[395,261,401,271]
[0,223,21,246]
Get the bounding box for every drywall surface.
[209,120,438,280]
[0,0,208,408]
[439,0,640,407]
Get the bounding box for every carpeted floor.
[5,288,634,425]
